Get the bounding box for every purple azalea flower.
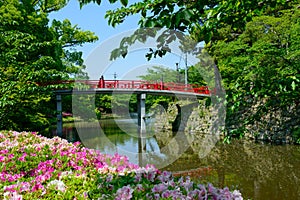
[134,173,142,182]
[106,174,113,182]
[152,183,168,193]
[154,193,160,200]
[158,171,172,182]
[162,190,172,198]
[232,190,243,200]
[115,185,133,200]
[145,171,156,182]
[136,184,143,191]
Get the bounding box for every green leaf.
[120,0,128,7]
[291,81,296,91]
[108,0,118,3]
[144,19,156,27]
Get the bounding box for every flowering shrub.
[0,131,243,199]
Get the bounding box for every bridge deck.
[56,88,210,99]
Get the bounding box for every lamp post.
[176,62,180,83]
[185,53,188,85]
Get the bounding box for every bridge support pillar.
[137,93,146,166]
[137,93,146,133]
[56,94,63,137]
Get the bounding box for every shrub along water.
[0,131,242,199]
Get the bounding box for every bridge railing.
[39,79,210,95]
[76,80,210,95]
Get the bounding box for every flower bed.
[0,131,243,199]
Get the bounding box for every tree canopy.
[81,0,297,42]
[0,0,98,131]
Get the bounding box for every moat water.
[54,118,300,200]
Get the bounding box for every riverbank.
[0,131,242,199]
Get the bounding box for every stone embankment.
[152,99,300,145]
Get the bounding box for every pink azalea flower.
[0,155,5,162]
[47,180,66,192]
[31,182,45,192]
[18,153,27,162]
[0,149,9,154]
[3,191,22,200]
[8,154,14,159]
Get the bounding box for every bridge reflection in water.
[59,117,164,167]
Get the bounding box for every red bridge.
[53,79,211,136]
[51,79,210,96]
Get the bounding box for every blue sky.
[49,0,139,59]
[49,1,190,80]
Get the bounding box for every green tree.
[93,93,138,117]
[138,65,184,111]
[213,8,300,140]
[139,65,183,83]
[0,0,98,131]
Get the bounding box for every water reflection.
[164,140,300,200]
[59,120,300,200]
[61,119,166,166]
